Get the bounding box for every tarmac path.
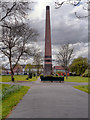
[2,78,88,118]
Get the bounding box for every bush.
[33,73,36,77]
[41,76,64,82]
[45,75,53,77]
[56,74,58,76]
[40,74,43,79]
[82,69,90,77]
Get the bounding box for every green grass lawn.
[73,85,90,94]
[0,84,10,89]
[0,75,89,83]
[64,76,88,83]
[0,83,30,119]
[0,75,38,82]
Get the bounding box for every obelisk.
[44,6,52,75]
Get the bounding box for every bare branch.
[55,1,65,9]
[0,21,38,81]
[75,12,89,19]
[56,44,74,78]
[55,0,89,19]
[0,2,16,22]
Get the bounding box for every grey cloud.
[29,5,88,45]
[28,0,88,59]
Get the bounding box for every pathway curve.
[5,77,88,118]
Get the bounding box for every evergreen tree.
[69,57,88,75]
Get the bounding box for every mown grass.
[0,84,10,89]
[0,75,89,83]
[0,75,38,82]
[64,76,88,83]
[0,84,30,119]
[73,85,90,94]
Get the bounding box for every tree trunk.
[9,57,14,82]
[66,70,68,79]
[11,68,14,82]
[37,66,39,76]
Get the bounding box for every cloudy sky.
[26,0,88,65]
[0,0,88,67]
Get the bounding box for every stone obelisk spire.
[44,6,52,75]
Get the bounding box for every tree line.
[0,1,88,81]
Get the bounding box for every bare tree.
[0,1,34,22]
[57,44,74,79]
[0,22,38,81]
[0,1,38,81]
[33,48,43,75]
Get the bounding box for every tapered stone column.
[44,6,52,75]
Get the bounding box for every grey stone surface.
[7,78,88,118]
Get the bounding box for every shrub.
[41,75,64,82]
[82,69,90,77]
[45,75,53,77]
[56,74,58,76]
[40,74,43,79]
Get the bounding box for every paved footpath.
[4,78,88,118]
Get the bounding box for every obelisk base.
[44,64,52,76]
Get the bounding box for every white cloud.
[73,42,88,58]
[0,0,88,67]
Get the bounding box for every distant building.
[2,69,10,75]
[13,64,23,75]
[53,66,69,76]
[25,65,43,75]
[1,64,43,75]
[14,64,43,75]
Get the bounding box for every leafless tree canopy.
[57,44,74,78]
[0,22,38,72]
[0,1,38,81]
[0,1,33,22]
[33,48,43,65]
[33,48,43,74]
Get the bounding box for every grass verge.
[0,84,30,119]
[64,76,88,83]
[0,75,38,82]
[73,85,90,94]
